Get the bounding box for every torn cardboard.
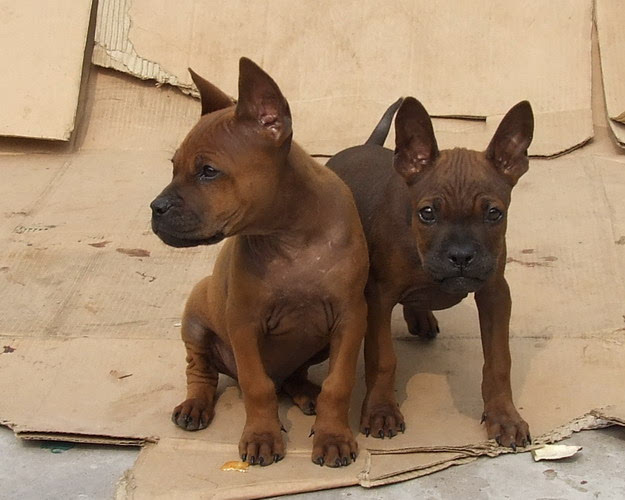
[1,6,624,494]
[596,0,625,146]
[0,0,94,140]
[2,99,625,496]
[92,0,593,157]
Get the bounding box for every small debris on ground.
[532,444,583,461]
[220,461,249,472]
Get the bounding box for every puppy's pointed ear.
[393,97,439,185]
[486,101,534,185]
[188,68,234,116]
[235,57,292,145]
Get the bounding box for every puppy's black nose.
[150,197,173,216]
[447,244,476,268]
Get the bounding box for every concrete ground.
[1,425,624,499]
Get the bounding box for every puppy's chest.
[264,290,335,339]
[243,238,350,337]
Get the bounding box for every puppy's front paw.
[482,403,531,449]
[311,425,358,467]
[172,397,214,431]
[360,399,405,439]
[239,422,285,466]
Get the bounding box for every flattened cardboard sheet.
[92,0,593,156]
[2,145,625,497]
[596,0,625,146]
[0,0,94,140]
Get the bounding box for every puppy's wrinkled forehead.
[415,148,511,209]
[173,108,238,166]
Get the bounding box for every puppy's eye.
[418,206,436,224]
[198,164,220,181]
[485,207,503,222]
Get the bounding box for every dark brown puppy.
[328,98,533,449]
[150,58,369,467]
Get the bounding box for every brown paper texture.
[92,0,593,157]
[596,0,625,146]
[1,66,625,498]
[0,0,93,140]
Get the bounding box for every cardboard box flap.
[92,0,593,157]
[596,0,625,146]
[0,0,94,141]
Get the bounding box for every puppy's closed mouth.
[153,227,225,248]
[437,276,485,294]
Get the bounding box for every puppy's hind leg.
[282,347,329,415]
[402,304,439,339]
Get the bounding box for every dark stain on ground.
[116,248,151,258]
[542,256,558,262]
[89,240,111,248]
[2,345,16,354]
[521,248,535,254]
[616,236,625,245]
[0,266,9,272]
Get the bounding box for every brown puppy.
[328,98,533,449]
[150,58,368,467]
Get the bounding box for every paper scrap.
[532,444,583,461]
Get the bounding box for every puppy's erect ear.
[486,101,534,186]
[188,68,235,116]
[393,97,439,185]
[235,57,292,145]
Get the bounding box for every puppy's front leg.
[230,325,285,466]
[475,275,530,449]
[311,300,366,467]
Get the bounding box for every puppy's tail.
[364,98,404,146]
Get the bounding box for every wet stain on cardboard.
[2,345,16,354]
[89,240,111,248]
[615,236,625,245]
[116,248,150,257]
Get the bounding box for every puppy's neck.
[240,143,326,254]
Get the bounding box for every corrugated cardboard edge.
[357,412,617,488]
[0,419,156,446]
[595,0,625,146]
[361,457,477,488]
[92,0,197,99]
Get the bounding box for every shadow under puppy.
[150,58,369,467]
[327,97,533,449]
